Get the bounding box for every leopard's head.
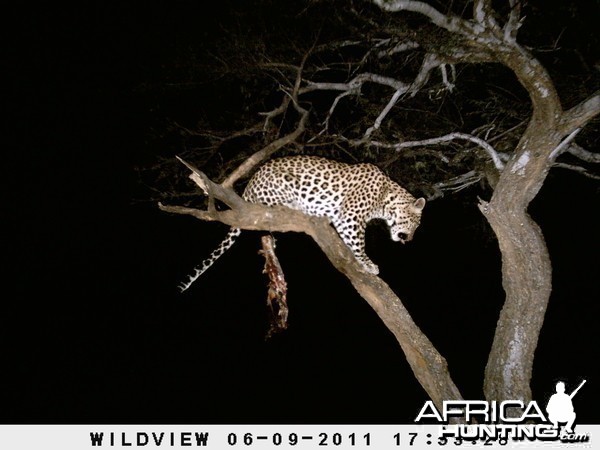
[385,196,426,244]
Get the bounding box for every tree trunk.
[480,117,560,404]
[370,0,600,407]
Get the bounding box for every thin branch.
[259,95,291,131]
[301,72,408,94]
[377,40,420,58]
[552,163,600,180]
[360,132,505,170]
[503,0,522,43]
[173,122,266,145]
[439,64,455,92]
[548,128,581,161]
[566,143,600,163]
[364,53,443,139]
[302,72,410,139]
[486,120,528,144]
[223,107,307,190]
[318,90,355,136]
[372,0,481,35]
[314,39,364,53]
[222,53,311,188]
[473,0,502,32]
[354,38,396,71]
[473,0,490,24]
[429,170,483,200]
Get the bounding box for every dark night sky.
[4,1,599,424]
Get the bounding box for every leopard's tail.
[178,227,242,292]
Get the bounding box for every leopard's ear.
[413,197,426,211]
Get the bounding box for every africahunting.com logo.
[415,380,589,444]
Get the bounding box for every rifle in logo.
[569,379,586,399]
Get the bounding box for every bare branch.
[222,54,310,189]
[561,90,600,133]
[373,0,481,35]
[302,72,410,138]
[223,108,307,189]
[314,40,364,52]
[173,158,245,211]
[503,0,522,43]
[259,95,291,131]
[439,64,455,92]
[566,143,600,163]
[409,53,446,96]
[377,40,419,58]
[552,162,600,180]
[472,0,504,33]
[364,53,443,139]
[318,90,355,136]
[361,132,505,170]
[429,170,483,200]
[549,128,581,161]
[473,0,490,24]
[159,203,218,222]
[486,120,528,144]
[301,72,408,94]
[176,156,211,195]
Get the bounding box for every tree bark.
[478,131,557,404]
[478,44,562,401]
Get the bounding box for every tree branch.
[259,95,291,132]
[430,170,483,200]
[353,132,505,170]
[222,105,308,189]
[222,54,310,189]
[473,0,500,31]
[302,73,410,138]
[566,143,600,163]
[161,165,464,412]
[302,72,409,94]
[377,40,419,57]
[373,0,481,35]
[560,90,600,134]
[548,128,581,161]
[364,53,444,139]
[503,0,522,43]
[552,163,600,180]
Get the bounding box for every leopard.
[179,155,426,291]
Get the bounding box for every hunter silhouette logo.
[414,379,590,443]
[546,380,586,434]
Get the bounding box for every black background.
[4,1,599,424]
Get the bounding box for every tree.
[153,0,599,414]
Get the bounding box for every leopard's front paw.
[361,260,379,275]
